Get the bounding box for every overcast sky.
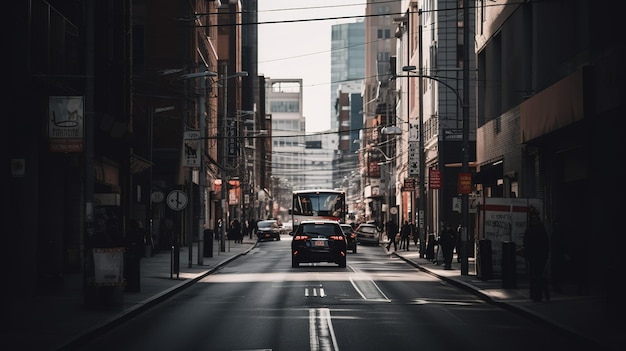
[257,0,366,133]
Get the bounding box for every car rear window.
[300,224,340,236]
[258,221,274,228]
[359,226,376,233]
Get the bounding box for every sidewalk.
[388,244,620,351]
[1,237,258,351]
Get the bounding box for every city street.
[74,236,583,351]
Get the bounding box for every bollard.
[203,229,214,257]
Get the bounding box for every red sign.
[429,169,441,189]
[458,173,473,194]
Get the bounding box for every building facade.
[265,78,306,220]
[7,0,255,301]
[330,20,366,131]
[359,0,401,225]
[392,0,477,241]
[475,0,624,313]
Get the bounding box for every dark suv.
[291,220,347,268]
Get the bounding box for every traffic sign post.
[166,190,187,278]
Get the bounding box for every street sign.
[183,131,200,167]
[166,190,188,211]
[458,173,472,194]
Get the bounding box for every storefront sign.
[458,173,472,194]
[429,169,441,189]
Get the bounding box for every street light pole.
[417,9,426,259]
[221,63,228,253]
[197,71,206,266]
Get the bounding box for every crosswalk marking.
[304,287,326,297]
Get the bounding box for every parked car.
[340,224,357,253]
[291,220,347,268]
[354,223,381,245]
[256,220,281,241]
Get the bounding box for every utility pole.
[221,62,228,253]
[460,0,471,275]
[418,9,426,259]
[198,69,206,265]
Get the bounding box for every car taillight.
[330,235,344,241]
[350,233,356,239]
[294,235,308,241]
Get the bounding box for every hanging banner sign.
[429,169,442,189]
[458,173,473,194]
[408,141,419,176]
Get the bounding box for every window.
[270,101,299,113]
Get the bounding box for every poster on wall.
[92,247,125,286]
[478,197,543,276]
[48,96,84,152]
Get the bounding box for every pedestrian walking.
[439,223,456,269]
[385,218,398,252]
[229,219,242,243]
[523,207,550,302]
[399,220,411,251]
[248,218,257,239]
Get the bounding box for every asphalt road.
[75,236,585,351]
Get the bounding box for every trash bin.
[502,241,517,288]
[203,229,213,257]
[478,239,493,280]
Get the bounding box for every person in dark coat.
[439,223,456,270]
[385,219,399,252]
[399,220,411,251]
[229,219,242,243]
[523,209,550,302]
[248,218,257,239]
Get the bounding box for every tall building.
[334,82,364,218]
[303,133,336,190]
[393,0,477,236]
[330,20,366,131]
[265,78,306,220]
[359,0,401,224]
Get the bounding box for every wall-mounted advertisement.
[48,96,84,152]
